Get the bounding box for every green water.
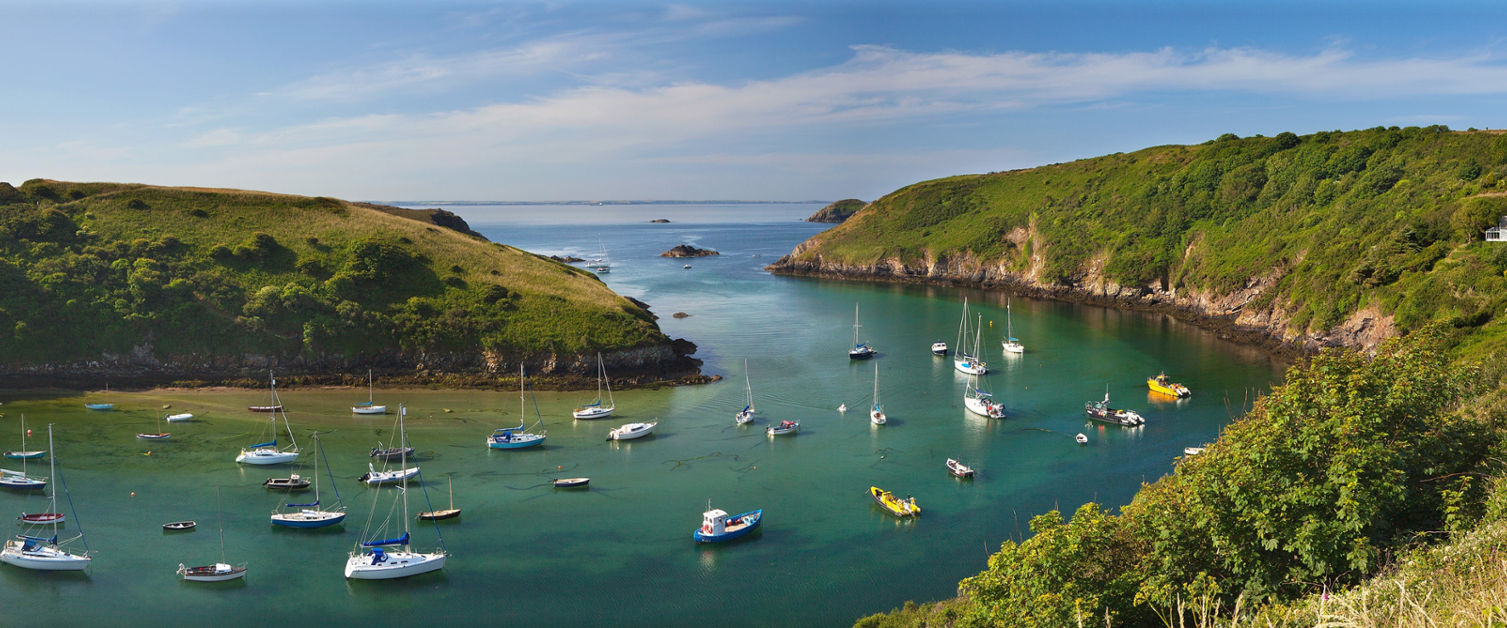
[0,207,1286,626]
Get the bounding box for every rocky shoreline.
[765,253,1395,359]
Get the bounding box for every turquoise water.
[0,205,1285,626]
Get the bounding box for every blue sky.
[4,1,1507,201]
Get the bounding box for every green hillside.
[0,179,671,376]
[774,126,1507,359]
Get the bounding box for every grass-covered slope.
[0,179,678,382]
[773,126,1507,357]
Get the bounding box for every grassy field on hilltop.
[0,179,666,366]
[785,126,1507,359]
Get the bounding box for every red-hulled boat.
[18,512,64,524]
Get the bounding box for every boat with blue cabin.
[693,503,762,543]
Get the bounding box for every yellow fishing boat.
[1147,372,1190,397]
[869,487,920,518]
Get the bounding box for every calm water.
[0,204,1285,627]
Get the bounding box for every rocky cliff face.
[0,339,708,390]
[806,199,866,223]
[766,248,1394,356]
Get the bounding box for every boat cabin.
[1488,216,1507,242]
[700,509,729,536]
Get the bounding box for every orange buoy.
[130,492,135,496]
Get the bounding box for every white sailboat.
[848,303,875,359]
[352,369,387,414]
[869,363,887,425]
[271,432,347,528]
[346,405,448,580]
[178,487,247,581]
[586,238,611,273]
[1,425,91,571]
[0,416,46,491]
[954,299,987,375]
[964,315,1006,419]
[572,354,616,419]
[1002,298,1024,354]
[3,414,44,460]
[735,359,756,425]
[236,372,299,465]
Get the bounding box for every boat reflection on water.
[1146,391,1191,407]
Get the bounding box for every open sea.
[0,203,1285,626]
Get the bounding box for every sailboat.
[84,383,114,411]
[586,238,611,273]
[572,354,616,419]
[136,412,170,440]
[352,369,387,414]
[271,432,346,528]
[0,419,46,491]
[734,359,756,425]
[489,365,546,449]
[178,487,246,581]
[1,425,91,571]
[1002,298,1025,354]
[346,405,448,580]
[370,412,415,461]
[236,371,299,465]
[869,363,887,425]
[954,299,987,375]
[417,477,461,521]
[964,315,1006,419]
[848,303,875,359]
[4,415,44,460]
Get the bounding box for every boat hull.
[1003,342,1024,354]
[870,411,886,425]
[136,433,170,441]
[1147,380,1190,397]
[84,404,113,411]
[164,413,193,422]
[18,513,64,524]
[417,509,460,521]
[0,543,90,571]
[178,564,247,581]
[3,451,44,460]
[693,510,762,543]
[0,479,46,491]
[270,511,346,528]
[766,422,798,436]
[869,487,920,518]
[607,423,656,441]
[352,406,388,415]
[553,478,590,488]
[344,551,446,580]
[236,449,299,465]
[359,468,420,485]
[487,436,544,449]
[964,396,1006,419]
[247,406,283,413]
[953,360,987,375]
[163,521,197,531]
[571,407,615,420]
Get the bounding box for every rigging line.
[57,452,89,554]
[416,471,446,552]
[320,434,343,507]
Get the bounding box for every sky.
[4,1,1507,202]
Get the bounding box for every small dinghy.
[263,474,310,490]
[416,477,461,521]
[359,463,420,486]
[1183,447,1205,457]
[869,486,920,518]
[18,513,63,524]
[683,264,692,269]
[1076,433,1089,445]
[5,415,44,460]
[931,341,948,355]
[247,405,283,413]
[370,445,415,461]
[84,403,114,411]
[693,503,762,543]
[179,562,247,582]
[164,413,193,422]
[136,413,170,440]
[946,458,974,478]
[606,422,657,441]
[766,420,799,436]
[163,521,197,531]
[552,477,590,489]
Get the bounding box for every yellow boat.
[1147,372,1190,397]
[869,487,920,518]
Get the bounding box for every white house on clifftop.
[1488,216,1507,242]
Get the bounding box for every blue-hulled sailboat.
[271,432,346,529]
[488,365,545,450]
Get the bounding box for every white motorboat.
[735,359,756,425]
[164,413,193,422]
[1,425,91,571]
[607,422,657,441]
[766,420,798,436]
[347,406,448,580]
[572,354,616,419]
[837,403,847,413]
[237,371,300,465]
[931,341,948,355]
[359,463,420,486]
[869,363,887,425]
[180,487,247,582]
[954,299,987,375]
[352,369,387,414]
[946,458,975,478]
[1002,297,1025,354]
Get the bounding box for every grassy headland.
[0,179,698,388]
[771,126,1507,359]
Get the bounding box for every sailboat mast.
[48,424,56,537]
[19,415,25,475]
[520,364,525,422]
[873,363,880,409]
[853,303,861,346]
[312,432,320,504]
[957,299,969,356]
[399,405,409,542]
[974,315,984,357]
[368,369,374,404]
[603,355,613,407]
[217,486,226,564]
